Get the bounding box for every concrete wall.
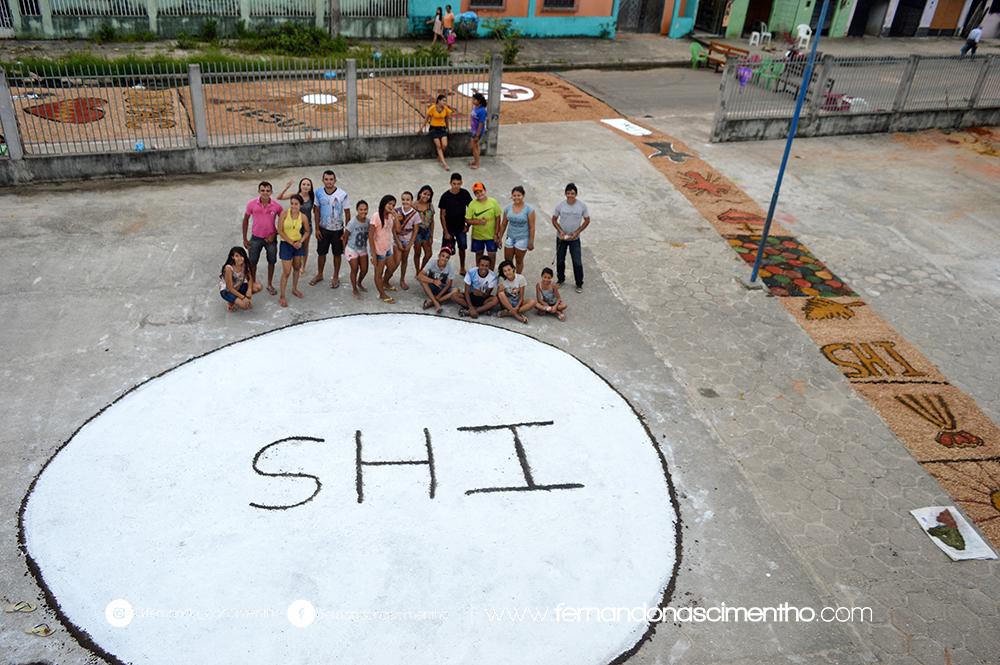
[0,133,475,187]
[711,107,1000,141]
[23,15,416,40]
[406,0,616,36]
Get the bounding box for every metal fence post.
[890,54,920,130]
[968,55,994,109]
[486,54,503,156]
[710,63,734,143]
[9,0,22,33]
[39,0,54,36]
[314,0,325,29]
[146,0,158,34]
[346,59,358,139]
[188,64,209,149]
[0,69,25,160]
[329,0,340,36]
[807,54,835,122]
[239,0,250,28]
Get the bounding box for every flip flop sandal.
[458,308,470,317]
[25,623,54,637]
[381,296,396,304]
[308,276,323,286]
[385,285,398,292]
[422,300,434,310]
[266,286,277,295]
[4,601,37,613]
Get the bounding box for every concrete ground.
[3,102,1000,664]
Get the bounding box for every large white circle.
[22,314,679,665]
[457,81,535,102]
[301,93,338,105]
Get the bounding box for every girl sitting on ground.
[535,267,567,321]
[219,246,257,311]
[496,260,536,323]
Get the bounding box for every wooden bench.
[707,41,750,72]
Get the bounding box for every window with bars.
[469,0,504,8]
[542,0,576,8]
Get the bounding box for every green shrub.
[501,34,520,65]
[175,32,198,50]
[198,19,219,42]
[482,17,514,40]
[235,23,348,57]
[124,29,157,42]
[93,23,117,44]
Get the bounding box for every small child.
[535,267,567,321]
[342,200,371,298]
[469,92,487,170]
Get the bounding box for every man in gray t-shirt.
[551,183,590,292]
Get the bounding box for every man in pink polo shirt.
[241,181,283,295]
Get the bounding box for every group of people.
[422,92,488,173]
[220,170,591,323]
[427,5,457,51]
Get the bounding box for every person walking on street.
[242,181,282,296]
[961,25,983,56]
[551,183,590,293]
[443,5,455,50]
[428,7,444,43]
[312,170,351,289]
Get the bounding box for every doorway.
[743,0,774,35]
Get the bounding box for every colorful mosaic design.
[727,235,857,297]
[601,116,1000,552]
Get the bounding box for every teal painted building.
[409,0,620,38]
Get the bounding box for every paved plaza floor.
[1,74,998,665]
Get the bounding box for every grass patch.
[1,44,452,78]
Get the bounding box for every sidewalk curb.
[457,59,693,73]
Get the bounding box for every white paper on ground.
[600,118,652,136]
[23,314,680,665]
[910,506,997,561]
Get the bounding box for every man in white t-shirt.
[417,249,458,313]
[551,182,591,293]
[458,255,499,319]
[961,26,983,56]
[311,169,351,288]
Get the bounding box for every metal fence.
[157,0,238,16]
[249,0,315,17]
[341,0,408,18]
[714,54,1000,131]
[0,58,493,159]
[50,0,147,15]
